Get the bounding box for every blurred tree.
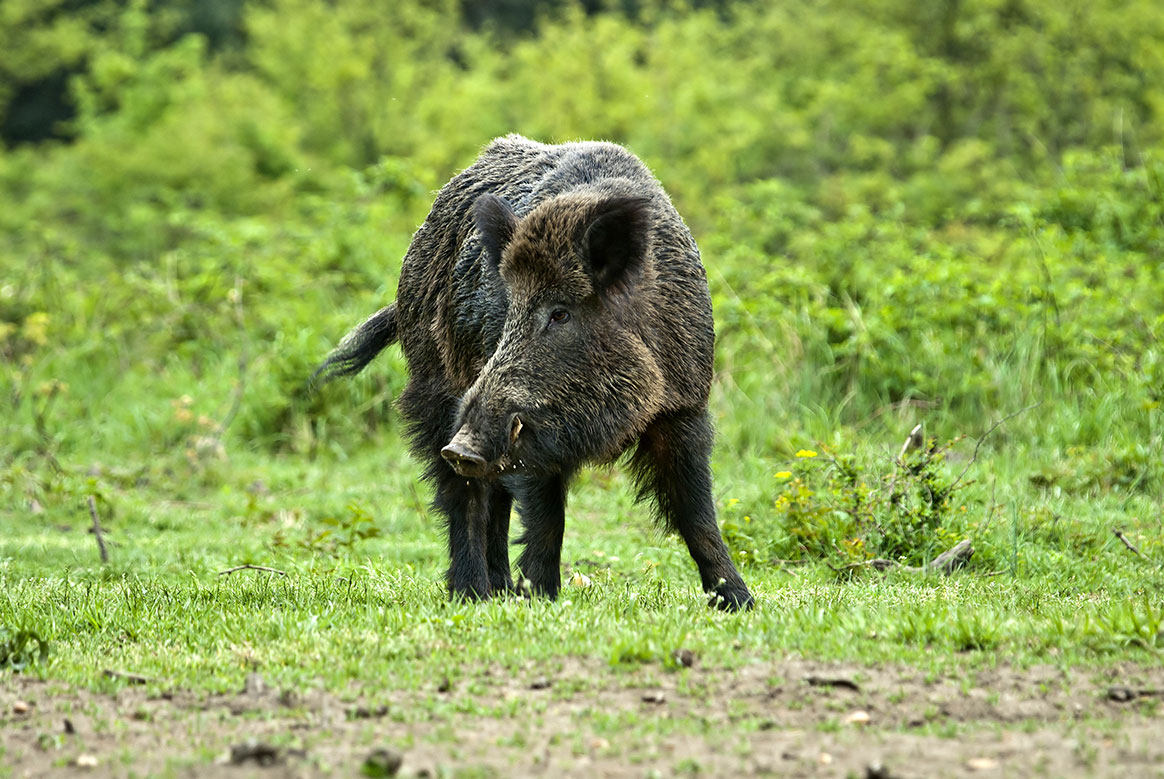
[461,0,604,32]
[0,0,114,143]
[460,0,737,33]
[0,0,245,146]
[152,0,247,52]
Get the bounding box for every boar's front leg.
[486,487,515,593]
[433,467,492,600]
[634,410,755,611]
[513,475,567,599]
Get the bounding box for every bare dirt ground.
[4,658,1164,778]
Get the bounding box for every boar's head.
[440,188,666,479]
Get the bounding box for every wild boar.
[317,135,753,610]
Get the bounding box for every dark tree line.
[1,0,737,146]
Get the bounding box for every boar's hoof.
[708,586,755,612]
[441,441,488,478]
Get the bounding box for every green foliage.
[0,626,49,670]
[273,502,384,558]
[722,439,972,567]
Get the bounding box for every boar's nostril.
[441,439,488,478]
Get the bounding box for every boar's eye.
[547,308,571,326]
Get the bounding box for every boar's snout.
[441,413,526,479]
[441,427,489,478]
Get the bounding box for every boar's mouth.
[440,414,526,479]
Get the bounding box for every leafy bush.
[722,437,973,567]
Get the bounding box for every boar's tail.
[312,304,398,386]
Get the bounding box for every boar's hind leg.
[513,476,567,600]
[433,467,493,601]
[633,411,755,611]
[486,487,515,594]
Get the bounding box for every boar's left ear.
[580,195,652,293]
[474,194,518,271]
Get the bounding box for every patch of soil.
[3,659,1163,777]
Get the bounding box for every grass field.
[3,422,1163,776]
[4,0,1164,775]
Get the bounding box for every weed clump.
[722,432,973,569]
[0,627,49,671]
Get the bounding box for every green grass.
[3,434,1162,697]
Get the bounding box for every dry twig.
[218,564,287,577]
[102,669,151,684]
[898,423,924,460]
[87,495,108,563]
[1112,529,1142,556]
[887,422,926,503]
[805,675,860,692]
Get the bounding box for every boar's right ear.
[580,195,652,293]
[474,194,518,271]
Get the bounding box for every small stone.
[672,648,697,668]
[967,757,999,771]
[529,677,552,690]
[74,754,99,768]
[819,752,834,765]
[361,747,403,777]
[866,762,892,779]
[641,690,666,704]
[1107,686,1137,702]
[13,700,31,714]
[590,737,610,751]
[230,741,282,766]
[845,709,872,725]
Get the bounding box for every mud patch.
[3,659,1163,777]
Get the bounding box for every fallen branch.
[885,423,925,504]
[832,539,975,576]
[1107,685,1164,702]
[898,423,925,460]
[87,495,108,563]
[1112,529,1142,557]
[218,564,287,577]
[805,675,860,692]
[926,538,976,574]
[103,669,151,685]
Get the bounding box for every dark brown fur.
[318,135,752,610]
